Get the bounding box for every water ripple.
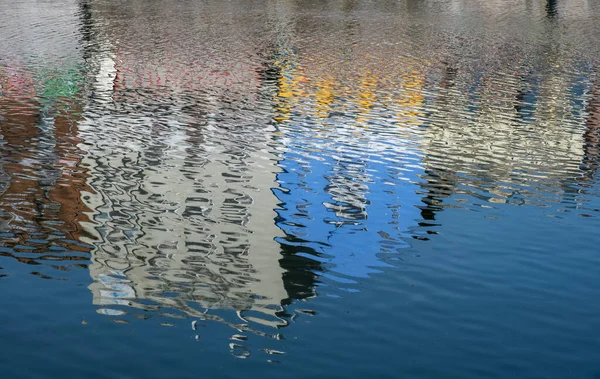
[1,0,600,373]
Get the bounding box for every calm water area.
[1,0,600,377]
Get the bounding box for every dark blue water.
[1,0,600,377]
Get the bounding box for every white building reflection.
[78,1,289,328]
[417,4,596,209]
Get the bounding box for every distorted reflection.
[79,1,293,335]
[0,0,92,277]
[0,0,599,366]
[269,6,426,279]
[582,70,600,179]
[418,4,597,218]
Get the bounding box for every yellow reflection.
[395,71,425,127]
[314,76,336,119]
[355,72,378,124]
[274,51,305,123]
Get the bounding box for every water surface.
[1,0,600,377]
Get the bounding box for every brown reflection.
[0,66,42,229]
[50,106,95,244]
[0,63,93,271]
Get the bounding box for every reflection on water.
[270,15,426,279]
[0,0,91,277]
[1,0,600,369]
[79,1,294,338]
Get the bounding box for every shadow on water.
[546,0,558,18]
[582,71,600,179]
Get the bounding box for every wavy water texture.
[1,0,600,374]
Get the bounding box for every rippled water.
[1,0,600,377]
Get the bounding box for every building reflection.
[78,0,317,334]
[1,0,598,353]
[267,0,600,234]
[78,0,435,332]
[77,1,600,326]
[415,0,600,218]
[268,0,427,278]
[0,0,92,274]
[0,72,92,269]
